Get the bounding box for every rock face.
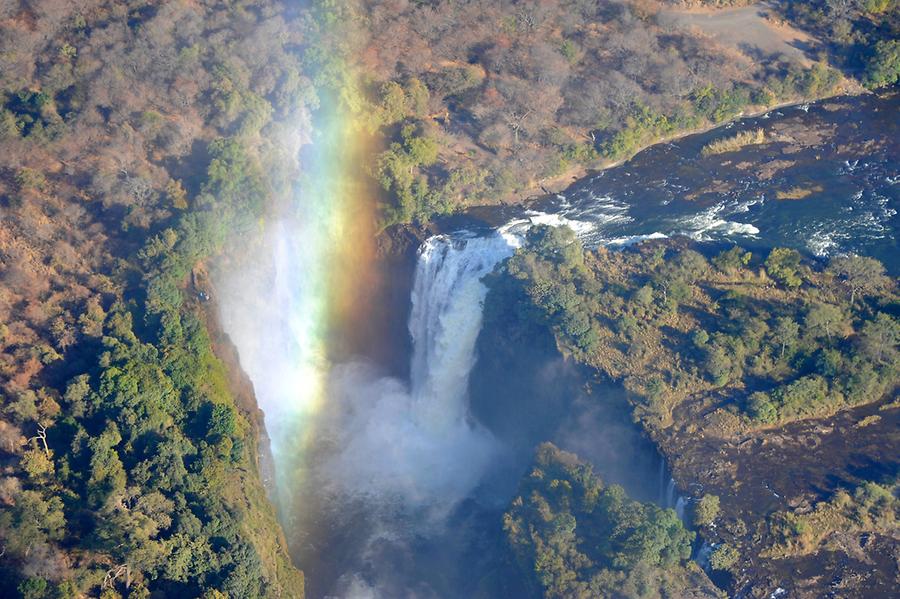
[202,285,279,500]
[662,396,899,597]
[199,274,306,597]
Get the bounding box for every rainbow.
[261,82,381,528]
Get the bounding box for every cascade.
[666,477,677,508]
[308,229,523,512]
[407,233,521,431]
[658,459,667,505]
[675,496,687,521]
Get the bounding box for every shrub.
[865,40,900,89]
[765,248,804,288]
[709,544,739,571]
[694,494,721,527]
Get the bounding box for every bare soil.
[659,2,817,66]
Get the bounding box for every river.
[455,92,899,272]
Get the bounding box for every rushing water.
[568,94,899,269]
[407,233,521,425]
[461,92,900,272]
[292,227,537,597]
[295,215,697,597]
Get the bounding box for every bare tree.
[103,563,132,590]
[0,420,25,454]
[29,423,49,456]
[504,109,532,144]
[828,255,890,304]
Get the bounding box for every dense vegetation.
[503,443,719,599]
[488,226,898,595]
[774,0,900,88]
[0,1,311,596]
[486,226,898,435]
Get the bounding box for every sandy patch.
[659,2,816,65]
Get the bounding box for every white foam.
[806,229,840,256]
[308,209,592,524]
[604,232,669,246]
[677,200,760,240]
[733,196,765,213]
[523,210,595,235]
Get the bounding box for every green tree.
[865,40,900,89]
[54,580,79,599]
[91,506,167,582]
[18,578,49,599]
[858,313,900,365]
[827,255,889,304]
[376,125,444,223]
[712,246,751,274]
[162,534,214,582]
[694,494,721,527]
[777,375,831,420]
[527,224,583,268]
[765,248,803,288]
[806,303,844,341]
[864,0,892,13]
[405,78,430,117]
[20,445,55,479]
[692,329,710,347]
[378,81,410,125]
[0,490,66,556]
[748,391,777,424]
[87,423,127,507]
[709,544,739,571]
[773,316,800,358]
[705,344,733,385]
[634,284,654,310]
[673,249,708,284]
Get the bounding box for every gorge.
[1,2,897,597]
[218,91,898,597]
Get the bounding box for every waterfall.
[658,459,667,505]
[664,476,689,522]
[408,233,520,430]
[215,219,330,517]
[675,496,687,521]
[310,230,521,513]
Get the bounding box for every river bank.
[473,83,867,211]
[425,89,899,269]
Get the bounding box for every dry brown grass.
[776,184,824,200]
[701,128,765,156]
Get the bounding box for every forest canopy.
[504,443,719,598]
[487,226,898,434]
